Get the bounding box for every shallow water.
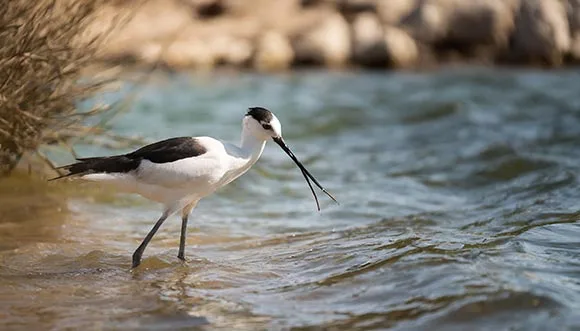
[2,68,580,330]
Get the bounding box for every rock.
[403,0,515,47]
[139,43,163,65]
[384,26,419,68]
[446,0,515,47]
[193,0,227,19]
[254,31,295,71]
[301,0,328,8]
[226,0,301,20]
[208,36,253,66]
[292,13,351,67]
[336,0,377,18]
[377,0,419,25]
[510,0,571,65]
[351,14,419,68]
[352,13,388,66]
[139,35,253,70]
[96,0,195,61]
[403,0,449,43]
[568,0,580,61]
[159,40,216,69]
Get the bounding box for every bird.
[51,107,338,268]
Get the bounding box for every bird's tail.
[48,156,138,181]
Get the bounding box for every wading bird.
[51,107,338,268]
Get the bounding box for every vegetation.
[0,0,118,175]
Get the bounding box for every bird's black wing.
[49,137,207,181]
[125,137,207,164]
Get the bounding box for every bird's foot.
[132,252,142,269]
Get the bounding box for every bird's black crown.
[246,107,273,123]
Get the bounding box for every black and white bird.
[51,107,337,268]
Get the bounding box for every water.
[2,68,580,330]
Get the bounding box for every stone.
[139,34,252,70]
[336,0,377,18]
[403,0,515,47]
[301,0,327,8]
[226,0,301,20]
[568,0,580,61]
[402,0,449,43]
[510,0,571,65]
[161,40,216,69]
[193,0,227,19]
[352,13,388,66]
[351,14,420,68]
[292,13,351,67]
[377,0,419,25]
[253,31,295,71]
[446,0,515,47]
[95,0,195,63]
[384,26,419,68]
[208,35,253,66]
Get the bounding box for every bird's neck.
[240,132,266,163]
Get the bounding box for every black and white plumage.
[54,137,208,178]
[52,107,337,268]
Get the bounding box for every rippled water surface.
[2,68,580,330]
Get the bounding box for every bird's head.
[243,106,338,211]
[243,107,282,141]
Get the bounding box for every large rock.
[336,0,377,19]
[510,0,571,65]
[352,13,387,66]
[402,0,450,43]
[384,26,419,68]
[292,13,351,67]
[208,35,253,66]
[403,0,515,47]
[568,0,580,61]
[377,0,419,25]
[139,34,253,70]
[351,13,419,68]
[192,0,227,19]
[95,0,195,62]
[447,0,515,47]
[140,39,216,69]
[253,31,295,71]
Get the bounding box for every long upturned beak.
[273,136,338,211]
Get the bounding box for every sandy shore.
[93,0,580,71]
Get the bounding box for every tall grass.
[0,0,119,175]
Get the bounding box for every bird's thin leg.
[178,201,197,262]
[178,214,188,261]
[132,210,170,268]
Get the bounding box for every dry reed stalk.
[0,0,125,175]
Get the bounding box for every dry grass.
[0,0,124,175]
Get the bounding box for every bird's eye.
[262,123,272,130]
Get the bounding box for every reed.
[0,0,121,175]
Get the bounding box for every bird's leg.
[132,210,170,268]
[178,214,188,261]
[178,202,197,262]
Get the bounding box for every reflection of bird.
[51,107,338,268]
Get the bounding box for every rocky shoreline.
[95,0,580,71]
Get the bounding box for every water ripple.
[4,68,580,330]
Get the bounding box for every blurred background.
[86,0,580,70]
[1,0,580,330]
